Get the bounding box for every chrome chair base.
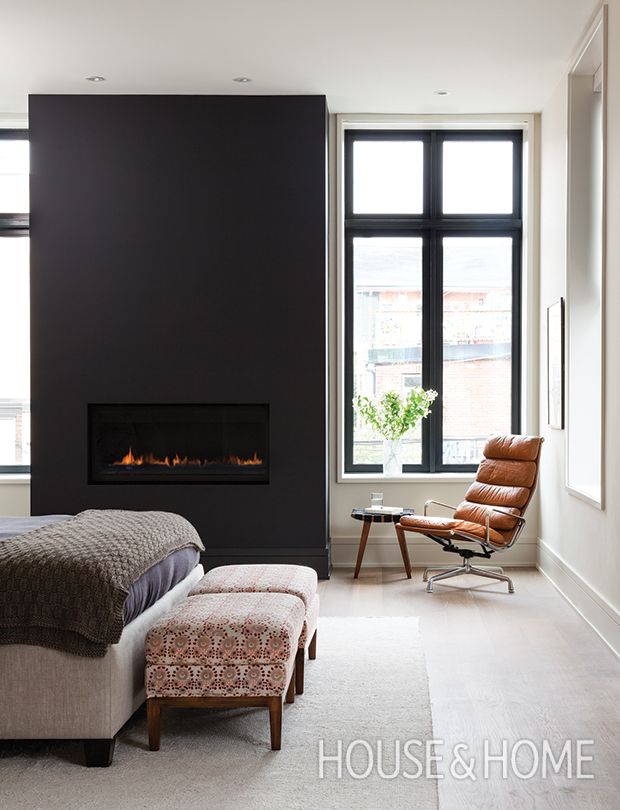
[424,559,514,594]
[422,564,505,580]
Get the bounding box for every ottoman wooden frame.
[147,667,296,751]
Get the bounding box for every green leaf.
[353,388,438,440]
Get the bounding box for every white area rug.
[0,618,437,810]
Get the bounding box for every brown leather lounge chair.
[395,435,543,594]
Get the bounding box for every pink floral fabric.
[189,564,319,648]
[189,564,318,610]
[145,592,304,698]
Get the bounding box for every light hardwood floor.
[318,567,620,810]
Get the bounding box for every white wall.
[538,2,620,655]
[329,477,539,568]
[566,71,603,503]
[0,481,29,515]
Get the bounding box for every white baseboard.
[538,539,620,659]
[330,534,537,568]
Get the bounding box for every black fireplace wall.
[29,95,329,576]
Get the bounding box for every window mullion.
[427,133,443,473]
[511,233,523,433]
[421,232,432,472]
[426,230,442,474]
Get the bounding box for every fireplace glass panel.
[89,404,269,484]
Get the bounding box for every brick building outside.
[352,237,512,466]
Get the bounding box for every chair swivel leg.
[426,565,469,592]
[468,564,514,594]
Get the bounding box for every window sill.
[338,472,475,484]
[0,474,31,484]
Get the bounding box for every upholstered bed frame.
[0,563,204,766]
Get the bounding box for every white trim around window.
[334,113,540,483]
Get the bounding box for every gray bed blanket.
[0,509,205,657]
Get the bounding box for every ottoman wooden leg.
[268,696,282,750]
[308,629,317,660]
[295,647,305,695]
[147,698,161,751]
[285,666,296,704]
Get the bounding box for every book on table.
[363,506,404,515]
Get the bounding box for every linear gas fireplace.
[89,404,269,484]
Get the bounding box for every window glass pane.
[442,237,512,465]
[442,141,513,214]
[353,237,423,466]
[353,140,423,214]
[0,140,29,213]
[0,238,30,466]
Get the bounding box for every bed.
[0,512,204,766]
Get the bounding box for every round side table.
[350,508,415,579]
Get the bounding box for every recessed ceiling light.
[434,90,450,96]
[85,76,106,82]
[233,77,252,83]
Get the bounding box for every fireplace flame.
[112,447,263,468]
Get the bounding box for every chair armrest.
[480,508,527,550]
[424,499,457,516]
[485,506,527,522]
[484,507,526,530]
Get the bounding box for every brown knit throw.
[0,509,204,657]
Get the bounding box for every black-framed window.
[0,130,30,474]
[345,129,522,473]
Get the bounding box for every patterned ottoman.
[189,564,319,695]
[145,591,305,751]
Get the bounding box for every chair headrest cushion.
[484,434,543,462]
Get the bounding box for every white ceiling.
[0,0,599,116]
